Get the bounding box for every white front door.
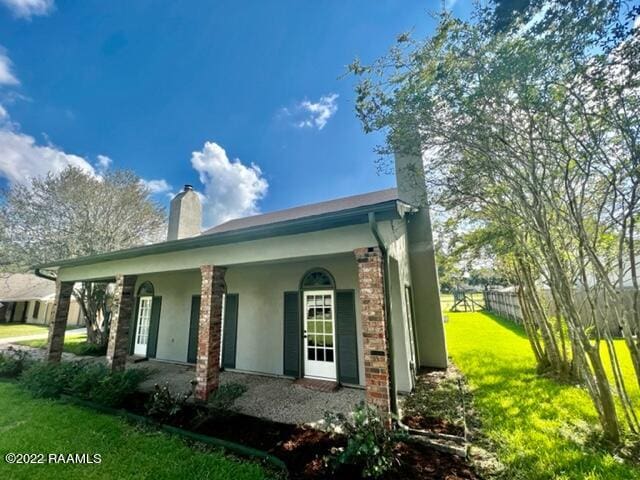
[134,296,152,356]
[303,290,337,380]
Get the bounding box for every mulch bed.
[402,413,465,437]
[124,391,478,479]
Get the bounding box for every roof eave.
[34,200,402,271]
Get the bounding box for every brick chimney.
[167,185,202,240]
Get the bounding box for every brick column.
[355,247,392,416]
[194,265,226,401]
[106,274,137,372]
[45,281,75,363]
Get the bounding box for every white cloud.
[191,141,268,227]
[0,50,19,86]
[0,129,96,184]
[0,106,98,184]
[141,178,172,195]
[282,93,339,130]
[0,0,54,18]
[96,154,112,172]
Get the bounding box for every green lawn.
[0,323,49,339]
[17,334,95,356]
[0,382,269,480]
[446,311,640,480]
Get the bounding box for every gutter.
[34,268,57,282]
[34,200,401,271]
[367,212,398,418]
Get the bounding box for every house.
[0,273,84,326]
[34,154,447,415]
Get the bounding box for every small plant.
[19,361,82,398]
[0,347,33,378]
[325,402,404,479]
[208,382,247,411]
[146,383,193,422]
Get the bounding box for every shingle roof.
[204,187,399,235]
[34,188,402,271]
[0,273,56,302]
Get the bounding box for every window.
[301,269,335,289]
[137,281,155,297]
[33,301,40,319]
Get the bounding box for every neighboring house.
[0,273,84,326]
[35,154,447,415]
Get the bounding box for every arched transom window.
[301,269,335,290]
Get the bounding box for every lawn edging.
[59,394,289,476]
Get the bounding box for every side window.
[33,301,41,319]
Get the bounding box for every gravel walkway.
[132,361,365,425]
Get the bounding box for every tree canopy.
[351,0,640,444]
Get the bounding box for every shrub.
[66,363,110,399]
[19,361,82,398]
[208,382,247,411]
[72,342,108,357]
[90,368,149,407]
[19,360,148,406]
[0,347,33,378]
[325,402,404,479]
[146,383,193,422]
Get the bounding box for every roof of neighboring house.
[205,188,399,235]
[0,273,55,302]
[34,188,404,271]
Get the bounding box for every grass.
[0,323,49,339]
[16,334,104,356]
[0,381,269,480]
[446,311,640,480]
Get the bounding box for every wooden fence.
[483,289,637,337]
[483,290,523,324]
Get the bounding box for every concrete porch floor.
[130,360,365,425]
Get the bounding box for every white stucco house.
[35,154,447,415]
[0,273,83,326]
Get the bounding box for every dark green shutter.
[336,290,359,385]
[187,296,201,363]
[129,297,140,355]
[283,291,300,377]
[222,294,239,369]
[147,297,162,358]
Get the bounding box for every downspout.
[34,268,57,282]
[367,212,398,417]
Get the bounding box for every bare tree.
[0,166,166,345]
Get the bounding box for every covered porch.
[43,231,398,415]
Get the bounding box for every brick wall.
[354,247,392,416]
[106,274,137,371]
[194,265,226,401]
[45,281,74,363]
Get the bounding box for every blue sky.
[0,0,469,227]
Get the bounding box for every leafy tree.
[351,0,640,443]
[0,166,165,345]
